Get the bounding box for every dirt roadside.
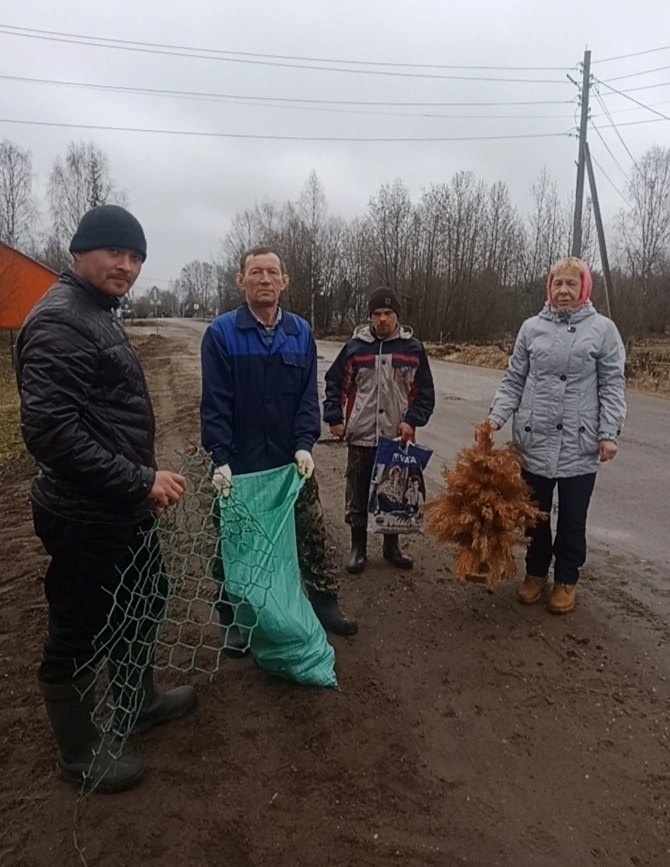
[1,324,668,867]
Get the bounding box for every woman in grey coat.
[487,257,626,614]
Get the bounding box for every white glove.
[294,450,315,479]
[212,464,232,497]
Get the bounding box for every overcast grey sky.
[2,0,669,292]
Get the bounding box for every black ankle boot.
[308,589,358,636]
[382,534,413,569]
[346,527,367,574]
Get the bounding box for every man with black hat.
[323,286,435,573]
[15,204,196,793]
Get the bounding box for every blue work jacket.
[200,304,320,474]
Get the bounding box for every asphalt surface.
[315,340,670,577]
[143,320,670,604]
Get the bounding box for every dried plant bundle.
[425,422,547,585]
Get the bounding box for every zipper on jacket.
[375,339,383,442]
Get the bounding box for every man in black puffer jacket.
[16,205,195,793]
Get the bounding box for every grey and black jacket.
[489,302,626,477]
[323,324,435,447]
[16,271,157,524]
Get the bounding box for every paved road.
[316,339,670,576]
[143,321,669,576]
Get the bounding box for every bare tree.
[298,170,327,327]
[179,155,668,343]
[336,218,375,325]
[366,179,413,290]
[619,146,670,300]
[0,140,37,250]
[176,260,216,315]
[47,141,127,253]
[519,168,570,316]
[612,146,670,333]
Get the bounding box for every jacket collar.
[539,301,595,324]
[353,323,414,343]
[235,303,299,334]
[59,269,120,311]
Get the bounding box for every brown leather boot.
[517,575,547,605]
[548,583,577,614]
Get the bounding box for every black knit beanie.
[368,286,401,317]
[69,205,147,261]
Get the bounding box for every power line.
[590,120,631,183]
[606,64,670,81]
[592,85,642,174]
[0,72,581,120]
[0,73,575,108]
[0,26,571,83]
[589,150,630,206]
[593,45,670,64]
[611,116,669,127]
[595,77,670,122]
[0,116,572,142]
[592,97,670,116]
[618,80,670,93]
[0,112,663,141]
[0,24,574,72]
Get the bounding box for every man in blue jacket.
[200,246,356,636]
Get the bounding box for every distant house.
[0,244,58,330]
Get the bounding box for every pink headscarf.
[546,257,593,308]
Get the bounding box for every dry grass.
[0,342,23,465]
[625,341,670,395]
[424,341,511,371]
[425,339,670,396]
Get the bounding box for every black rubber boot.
[132,666,197,734]
[218,600,251,659]
[308,589,358,636]
[382,534,413,570]
[346,526,368,574]
[38,672,144,794]
[108,655,197,736]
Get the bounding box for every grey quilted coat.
[489,302,627,477]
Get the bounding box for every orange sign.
[0,244,58,330]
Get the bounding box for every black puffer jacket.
[16,271,157,525]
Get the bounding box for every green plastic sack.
[219,463,337,688]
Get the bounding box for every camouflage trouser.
[294,473,340,595]
[345,445,377,528]
[212,471,339,602]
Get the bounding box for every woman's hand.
[598,440,618,462]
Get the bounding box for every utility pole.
[585,142,613,318]
[571,49,592,258]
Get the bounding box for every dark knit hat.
[69,205,147,261]
[368,286,401,317]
